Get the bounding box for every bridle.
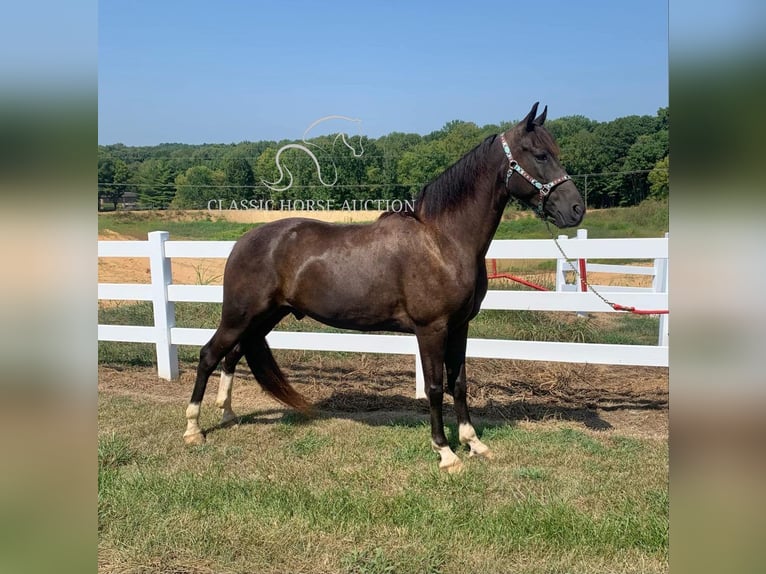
[500,133,572,219]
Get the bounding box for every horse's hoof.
[469,448,494,460]
[440,459,464,474]
[220,412,238,427]
[184,432,206,446]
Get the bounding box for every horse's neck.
[433,179,508,261]
[420,138,509,259]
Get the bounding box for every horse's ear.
[524,102,540,132]
[534,105,548,126]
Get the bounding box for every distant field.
[97,200,668,241]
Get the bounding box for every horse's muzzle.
[547,185,585,228]
[555,202,585,228]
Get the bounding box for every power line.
[99,144,663,162]
[98,167,668,189]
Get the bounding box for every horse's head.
[500,102,585,228]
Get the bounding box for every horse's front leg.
[417,325,463,473]
[446,324,492,460]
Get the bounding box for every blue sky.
[98,0,668,146]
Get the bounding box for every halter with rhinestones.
[499,133,572,218]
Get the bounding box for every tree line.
[98,108,668,211]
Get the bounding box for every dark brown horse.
[184,103,585,472]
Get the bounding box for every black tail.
[243,338,313,415]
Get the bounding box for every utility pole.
[584,174,589,207]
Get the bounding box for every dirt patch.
[99,230,227,286]
[99,254,226,286]
[210,208,384,224]
[99,353,667,440]
[102,208,384,224]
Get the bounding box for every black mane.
[413,134,498,220]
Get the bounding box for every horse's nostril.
[572,204,582,215]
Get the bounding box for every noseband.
[500,133,572,218]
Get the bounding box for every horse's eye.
[534,153,548,162]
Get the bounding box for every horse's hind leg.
[210,308,292,430]
[184,325,246,445]
[215,344,244,426]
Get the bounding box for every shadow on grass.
[195,358,667,440]
[201,387,620,443]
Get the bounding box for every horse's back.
[223,214,420,288]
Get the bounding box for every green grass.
[98,395,668,573]
[98,211,258,240]
[497,200,668,240]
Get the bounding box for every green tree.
[98,156,116,210]
[96,107,672,211]
[254,145,312,205]
[223,155,256,202]
[618,130,669,205]
[135,159,176,208]
[587,114,659,207]
[559,130,602,207]
[254,146,279,185]
[648,155,669,199]
[439,120,482,160]
[172,165,225,208]
[375,132,422,200]
[98,157,132,210]
[397,140,452,196]
[112,160,132,207]
[547,115,598,142]
[655,106,669,131]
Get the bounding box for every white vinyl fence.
[98,230,668,398]
[552,229,669,341]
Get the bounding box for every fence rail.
[98,230,668,398]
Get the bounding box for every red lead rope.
[545,221,669,316]
[488,259,551,291]
[610,303,669,315]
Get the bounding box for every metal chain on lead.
[544,220,618,310]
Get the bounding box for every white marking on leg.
[459,423,493,459]
[432,441,463,473]
[184,402,205,444]
[215,371,233,407]
[215,371,238,425]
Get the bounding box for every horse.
[183,102,585,473]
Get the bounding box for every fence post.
[148,231,179,379]
[415,351,426,399]
[555,235,568,291]
[576,228,588,292]
[655,232,669,346]
[575,228,588,317]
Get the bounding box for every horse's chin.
[548,209,585,229]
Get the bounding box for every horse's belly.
[286,263,412,332]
